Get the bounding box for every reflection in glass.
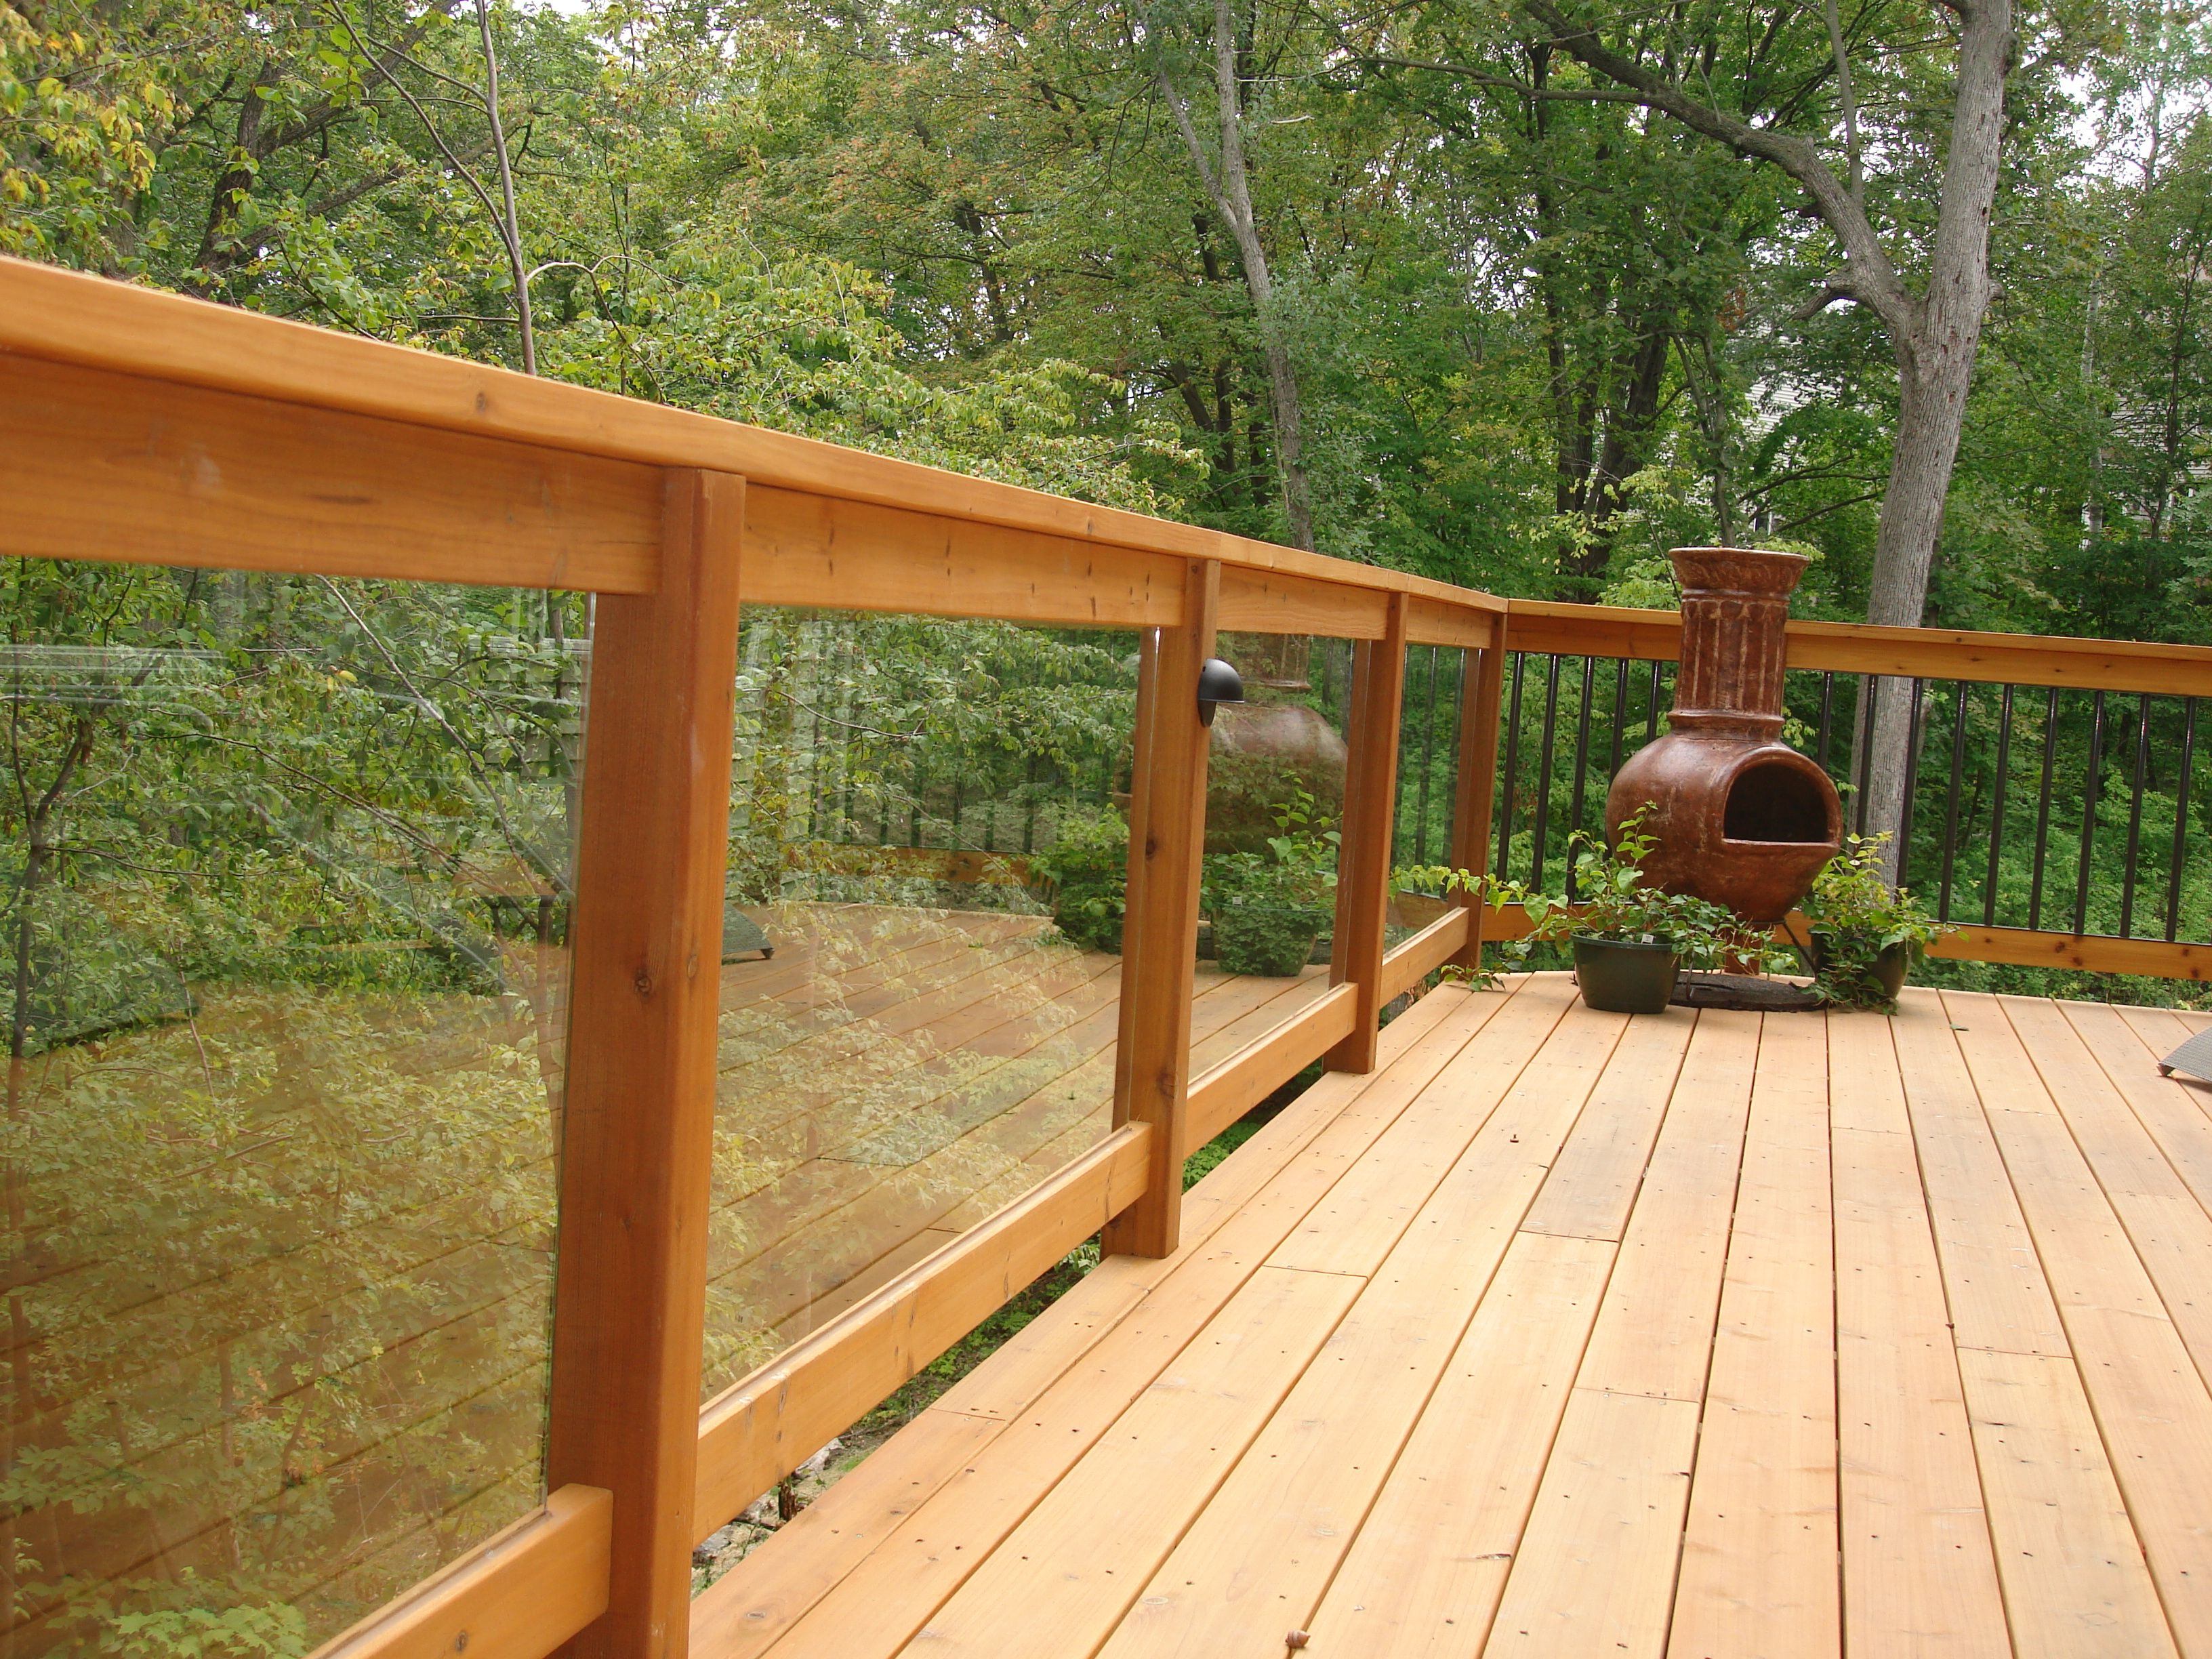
[702,611,1138,1397]
[0,561,577,1652]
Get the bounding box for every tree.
[1380,0,2017,864]
[1147,0,1317,548]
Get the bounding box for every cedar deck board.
[697,977,2212,1659]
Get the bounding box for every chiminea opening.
[1722,758,1833,844]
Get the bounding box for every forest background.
[7,0,2209,630]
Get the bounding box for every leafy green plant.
[1031,804,1129,952]
[1483,805,1785,972]
[1799,834,1950,1008]
[1204,792,1340,976]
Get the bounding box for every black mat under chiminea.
[1671,972,1826,1012]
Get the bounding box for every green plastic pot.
[1572,936,1680,1014]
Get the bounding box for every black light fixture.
[1195,657,1244,726]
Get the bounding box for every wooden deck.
[693,970,2212,1658]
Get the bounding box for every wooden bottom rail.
[1378,908,1471,1006]
[308,1484,612,1659]
[1926,926,2212,980]
[1184,983,1358,1151]
[1479,903,2209,981]
[692,1122,1153,1536]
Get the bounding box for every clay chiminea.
[1604,548,1841,926]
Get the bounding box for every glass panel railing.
[0,562,579,1653]
[1197,631,1347,1047]
[701,610,1136,1399]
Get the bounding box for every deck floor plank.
[1092,998,1658,1657]
[1828,1015,2011,1659]
[1942,989,2212,1654]
[1668,1012,1841,1659]
[694,976,2211,1659]
[1480,1010,1761,1656]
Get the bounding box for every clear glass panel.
[0,562,577,1653]
[702,611,1136,1398]
[1197,631,1345,1040]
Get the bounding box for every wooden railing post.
[1326,593,1408,1073]
[1103,558,1218,1260]
[1450,625,1508,972]
[547,469,743,1659]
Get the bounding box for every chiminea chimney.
[1604,549,1841,926]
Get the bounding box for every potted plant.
[1204,792,1339,977]
[1486,806,1778,1013]
[1798,834,1949,1009]
[1031,804,1129,952]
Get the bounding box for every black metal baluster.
[1646,659,1663,742]
[2169,699,2197,942]
[1896,680,1927,886]
[2074,690,2106,935]
[1984,685,2013,928]
[1608,657,1630,780]
[2030,689,2060,930]
[1853,675,1880,836]
[1568,655,1596,861]
[1497,654,1525,882]
[1815,672,1836,775]
[2121,693,2152,938]
[1416,646,1439,865]
[1938,681,1969,922]
[1534,655,1563,895]
[1443,649,1466,858]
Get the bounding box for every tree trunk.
[1856,335,1978,865]
[1853,0,2007,878]
[1158,0,1317,550]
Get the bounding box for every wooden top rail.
[1506,598,2212,697]
[0,256,1501,640]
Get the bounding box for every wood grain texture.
[1959,1349,2179,1659]
[0,352,660,592]
[1828,1013,2011,1659]
[1924,926,2212,980]
[546,470,744,1659]
[1298,1232,1614,1657]
[741,485,1181,629]
[0,255,1502,619]
[1505,597,2212,696]
[1104,561,1218,1258]
[1378,909,1469,1005]
[1217,565,1388,638]
[1669,1013,1841,1659]
[684,977,2212,1659]
[691,1122,1151,1534]
[1183,983,1357,1149]
[310,1486,613,1659]
[1325,594,1408,1072]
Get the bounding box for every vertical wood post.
[1450,623,1508,972]
[547,470,743,1659]
[1326,593,1408,1073]
[1103,559,1218,1260]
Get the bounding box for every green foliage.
[1202,793,1338,977]
[1486,806,1786,972]
[1030,805,1129,953]
[1801,835,1952,1009]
